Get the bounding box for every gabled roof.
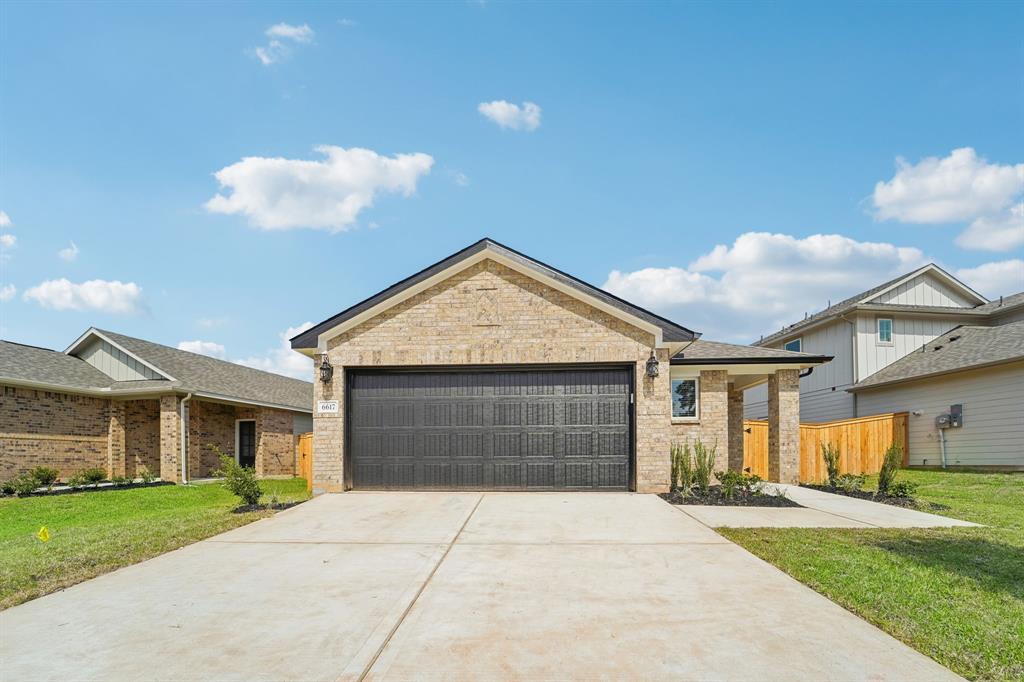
[1,329,313,413]
[756,263,989,347]
[291,238,699,351]
[670,339,831,365]
[850,320,1024,391]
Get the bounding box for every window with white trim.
[671,377,699,419]
[877,318,893,344]
[783,338,802,352]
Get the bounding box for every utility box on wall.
[950,403,963,428]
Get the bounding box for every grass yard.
[0,478,310,610]
[722,471,1024,681]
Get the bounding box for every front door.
[237,421,256,469]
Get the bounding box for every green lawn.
[722,471,1024,681]
[0,478,310,610]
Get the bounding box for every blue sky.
[1,1,1021,378]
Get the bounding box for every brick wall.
[0,385,109,480]
[188,400,236,478]
[125,399,160,477]
[256,408,296,476]
[668,370,730,473]
[314,258,672,493]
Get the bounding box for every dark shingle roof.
[0,341,116,390]
[96,330,312,411]
[671,339,831,364]
[292,238,698,349]
[756,264,987,347]
[850,321,1024,391]
[974,292,1024,315]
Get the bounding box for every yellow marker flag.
[37,526,50,542]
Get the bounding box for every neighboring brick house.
[0,329,313,482]
[291,238,828,494]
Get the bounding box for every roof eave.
[671,355,833,365]
[848,356,1024,392]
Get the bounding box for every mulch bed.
[231,500,306,514]
[800,484,950,511]
[7,480,174,498]
[660,487,803,507]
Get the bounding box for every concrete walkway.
[0,492,961,681]
[679,484,981,528]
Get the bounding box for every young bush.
[834,473,865,493]
[29,466,60,487]
[0,479,15,496]
[715,470,764,500]
[877,443,904,494]
[137,466,156,484]
[80,467,107,485]
[670,442,694,494]
[66,474,85,488]
[10,473,41,496]
[821,442,841,487]
[886,480,918,498]
[213,452,262,507]
[692,439,717,496]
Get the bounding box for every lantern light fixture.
[318,354,334,383]
[645,351,659,378]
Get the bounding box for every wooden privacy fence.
[743,412,908,483]
[296,432,313,491]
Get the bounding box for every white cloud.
[177,340,227,359]
[954,203,1024,252]
[205,145,434,231]
[0,234,14,248]
[955,260,1024,298]
[234,322,314,380]
[23,278,144,314]
[603,232,928,342]
[252,23,314,65]
[0,284,15,302]
[337,18,357,27]
[0,211,11,227]
[478,100,542,131]
[872,148,1024,252]
[58,241,79,262]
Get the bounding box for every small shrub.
[715,469,764,499]
[886,480,918,498]
[692,439,717,496]
[111,475,131,486]
[29,466,60,487]
[10,473,40,496]
[80,467,107,485]
[1,479,17,496]
[821,442,841,487]
[670,442,694,494]
[213,451,261,507]
[877,443,904,494]
[834,473,865,493]
[66,474,85,488]
[137,467,156,484]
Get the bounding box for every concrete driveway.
[1,492,959,681]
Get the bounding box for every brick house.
[291,239,829,494]
[0,329,313,483]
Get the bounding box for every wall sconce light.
[645,351,659,378]
[318,354,334,383]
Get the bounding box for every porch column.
[159,395,181,483]
[107,400,126,478]
[768,369,800,483]
[727,386,745,471]
[698,370,729,473]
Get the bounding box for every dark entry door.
[348,368,632,490]
[238,421,256,468]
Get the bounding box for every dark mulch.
[8,480,174,498]
[231,500,306,514]
[660,487,803,507]
[800,484,950,511]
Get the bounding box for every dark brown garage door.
[348,368,632,490]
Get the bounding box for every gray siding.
[854,314,962,381]
[292,413,313,436]
[867,272,976,308]
[856,361,1024,467]
[76,338,163,381]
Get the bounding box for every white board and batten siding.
[867,272,978,308]
[854,315,961,382]
[744,318,856,421]
[857,361,1024,467]
[76,338,163,381]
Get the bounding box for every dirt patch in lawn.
[660,488,803,507]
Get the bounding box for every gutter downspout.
[938,428,948,469]
[180,393,193,484]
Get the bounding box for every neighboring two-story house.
[744,264,1024,469]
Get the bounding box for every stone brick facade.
[1,384,300,483]
[668,370,731,474]
[768,369,801,483]
[313,258,671,493]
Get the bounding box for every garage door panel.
[349,368,631,490]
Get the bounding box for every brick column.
[159,395,181,483]
[768,369,800,483]
[727,386,745,471]
[107,400,126,478]
[312,357,345,494]
[698,370,729,474]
